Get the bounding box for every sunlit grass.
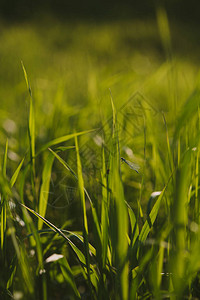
[1,13,200,300]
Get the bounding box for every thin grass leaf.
[195,149,199,222]
[138,170,174,245]
[127,204,139,247]
[109,88,116,136]
[59,257,81,299]
[8,218,34,294]
[38,152,55,230]
[75,136,93,294]
[0,200,6,250]
[139,166,174,245]
[19,183,48,300]
[25,228,96,259]
[21,62,35,175]
[21,61,32,97]
[48,148,101,237]
[1,140,9,250]
[139,188,166,244]
[100,148,109,269]
[171,149,192,295]
[19,164,36,247]
[6,257,17,289]
[20,202,88,270]
[36,129,96,156]
[109,109,129,300]
[54,145,75,152]
[10,157,25,188]
[3,139,8,177]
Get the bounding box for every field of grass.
[1,9,200,300]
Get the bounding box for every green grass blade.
[59,257,81,299]
[195,149,199,222]
[127,204,139,247]
[109,110,129,299]
[21,62,35,175]
[8,219,34,294]
[75,136,93,292]
[100,148,109,269]
[139,169,174,244]
[0,199,6,250]
[38,152,55,230]
[1,140,9,250]
[139,188,166,243]
[171,149,192,296]
[3,139,8,177]
[10,157,25,188]
[36,129,96,155]
[48,148,77,178]
[49,148,101,237]
[20,202,88,269]
[109,88,116,136]
[21,61,32,97]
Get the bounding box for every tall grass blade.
[21,62,35,176]
[109,98,129,300]
[171,149,191,297]
[100,148,109,269]
[1,140,9,250]
[2,139,8,177]
[75,136,94,296]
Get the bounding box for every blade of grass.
[36,129,96,156]
[1,140,9,250]
[38,152,55,230]
[21,62,35,177]
[10,156,25,188]
[20,202,89,270]
[139,188,166,244]
[75,135,94,297]
[100,148,109,269]
[8,218,34,294]
[59,257,81,299]
[171,149,191,296]
[109,98,129,300]
[139,167,174,245]
[48,148,101,238]
[3,139,8,177]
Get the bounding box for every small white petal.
[45,253,64,263]
[151,191,162,198]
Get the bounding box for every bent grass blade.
[36,129,97,156]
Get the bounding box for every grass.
[1,11,200,300]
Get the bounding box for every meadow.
[1,9,200,299]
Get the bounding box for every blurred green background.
[1,0,200,147]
